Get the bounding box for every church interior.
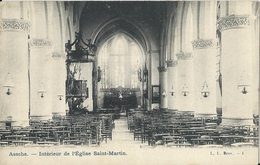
[0,1,259,149]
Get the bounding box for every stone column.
[93,62,98,112]
[51,52,66,116]
[191,39,217,118]
[167,60,178,111]
[150,50,159,110]
[217,15,256,125]
[157,66,168,110]
[176,52,194,113]
[29,38,53,121]
[0,19,31,126]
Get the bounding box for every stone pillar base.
[178,111,194,115]
[52,112,66,119]
[13,120,30,127]
[195,113,217,118]
[160,108,168,111]
[30,115,52,121]
[0,120,29,127]
[222,117,254,125]
[167,109,178,112]
[52,112,66,116]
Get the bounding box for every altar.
[102,87,139,110]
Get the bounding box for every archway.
[87,18,151,111]
[79,2,167,111]
[97,33,146,112]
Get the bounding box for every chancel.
[0,1,259,150]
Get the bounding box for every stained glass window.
[98,34,143,89]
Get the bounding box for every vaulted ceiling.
[79,1,169,52]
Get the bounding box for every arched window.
[98,34,143,89]
[111,35,127,54]
[130,42,143,88]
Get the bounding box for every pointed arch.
[92,18,149,55]
[97,33,145,89]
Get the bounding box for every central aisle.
[101,116,142,149]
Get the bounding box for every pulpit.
[66,80,89,115]
[65,32,97,114]
[66,80,88,97]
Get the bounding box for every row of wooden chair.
[0,113,115,147]
[128,109,259,148]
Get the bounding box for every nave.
[0,2,259,164]
[101,116,141,149]
[0,108,258,148]
[0,112,257,165]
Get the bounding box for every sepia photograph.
[0,1,259,165]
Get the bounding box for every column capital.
[191,38,217,50]
[52,52,66,59]
[157,66,167,72]
[176,52,192,60]
[29,38,52,48]
[217,15,256,32]
[166,60,178,67]
[0,19,31,33]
